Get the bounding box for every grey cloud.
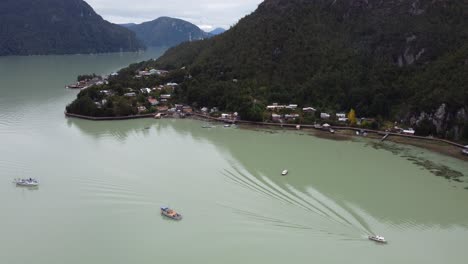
[86,0,263,30]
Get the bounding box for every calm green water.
[1,49,468,264]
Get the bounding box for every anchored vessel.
[161,207,182,220]
[14,178,39,187]
[282,170,288,176]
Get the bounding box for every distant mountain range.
[209,28,226,35]
[122,17,211,47]
[0,0,144,56]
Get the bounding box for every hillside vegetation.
[0,0,144,56]
[67,0,468,141]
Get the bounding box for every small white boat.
[224,124,231,128]
[462,148,468,156]
[282,170,288,176]
[13,178,39,187]
[368,235,387,243]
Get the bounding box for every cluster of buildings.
[135,69,169,79]
[66,75,108,90]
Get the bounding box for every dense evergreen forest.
[67,0,468,141]
[123,17,211,47]
[0,0,144,56]
[155,0,468,140]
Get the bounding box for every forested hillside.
[0,0,144,56]
[124,17,211,47]
[154,0,468,140]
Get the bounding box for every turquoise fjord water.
[1,49,468,264]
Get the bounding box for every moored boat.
[161,207,182,220]
[13,178,39,187]
[462,146,468,156]
[282,170,288,176]
[368,235,387,243]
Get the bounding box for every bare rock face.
[433,103,447,134]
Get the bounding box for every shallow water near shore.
[1,50,468,264]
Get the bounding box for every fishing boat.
[224,124,231,128]
[161,207,182,220]
[13,178,39,187]
[368,235,387,243]
[282,170,288,176]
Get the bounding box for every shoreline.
[65,111,468,161]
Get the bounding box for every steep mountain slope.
[125,17,211,47]
[0,0,144,56]
[153,0,468,139]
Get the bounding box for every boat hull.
[161,210,182,220]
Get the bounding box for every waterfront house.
[124,92,136,97]
[183,106,193,113]
[402,128,415,135]
[336,113,346,119]
[286,104,298,110]
[157,106,169,112]
[201,107,208,113]
[272,114,282,122]
[160,94,172,99]
[148,98,159,106]
[320,113,331,119]
[285,114,300,120]
[221,113,233,119]
[137,106,147,113]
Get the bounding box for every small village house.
[320,113,331,119]
[303,107,316,113]
[148,98,159,106]
[124,92,136,97]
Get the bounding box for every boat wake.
[222,164,375,238]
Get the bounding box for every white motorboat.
[282,170,288,176]
[368,235,387,243]
[462,148,468,155]
[13,178,39,187]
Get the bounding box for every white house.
[160,94,172,99]
[140,88,152,94]
[221,113,232,119]
[336,113,347,119]
[272,114,282,121]
[303,107,316,113]
[286,104,298,110]
[402,128,415,135]
[320,113,331,119]
[124,92,136,97]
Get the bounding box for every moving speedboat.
[14,178,39,187]
[282,170,288,176]
[368,235,387,243]
[161,207,182,220]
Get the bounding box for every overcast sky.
[86,0,264,31]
